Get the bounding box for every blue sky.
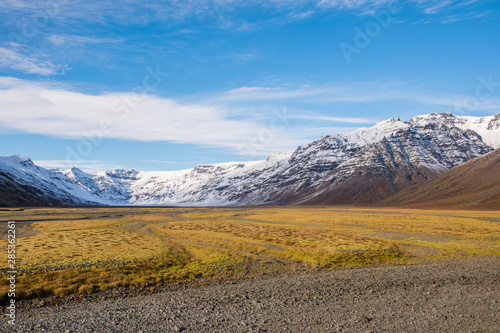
[0,0,499,172]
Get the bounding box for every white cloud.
[1,78,498,159]
[0,79,303,156]
[220,83,407,104]
[413,95,500,113]
[292,114,374,123]
[33,160,124,173]
[142,160,191,165]
[285,125,360,141]
[318,0,392,9]
[419,0,454,14]
[0,0,487,29]
[47,35,122,46]
[440,10,489,24]
[0,47,64,75]
[215,82,500,114]
[411,0,482,16]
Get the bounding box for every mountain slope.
[381,149,500,210]
[292,117,494,205]
[0,155,101,207]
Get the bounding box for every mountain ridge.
[1,112,499,207]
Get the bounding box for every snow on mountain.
[1,112,499,207]
[62,160,270,205]
[338,117,410,146]
[455,115,500,149]
[0,155,103,206]
[410,113,500,148]
[291,114,494,205]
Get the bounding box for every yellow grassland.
[0,206,498,302]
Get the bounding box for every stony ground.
[6,257,500,333]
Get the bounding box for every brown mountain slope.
[381,149,500,210]
[0,171,73,207]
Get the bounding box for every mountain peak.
[8,154,32,162]
[0,154,34,167]
[340,116,409,146]
[407,112,500,149]
[63,166,95,180]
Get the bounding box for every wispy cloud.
[214,82,500,115]
[418,0,454,14]
[219,83,409,104]
[413,95,500,112]
[418,0,480,14]
[0,47,64,75]
[47,35,123,46]
[142,160,191,165]
[33,160,124,173]
[0,0,235,26]
[317,0,394,10]
[292,114,374,124]
[440,10,489,24]
[0,0,488,29]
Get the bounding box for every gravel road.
[7,257,500,333]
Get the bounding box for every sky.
[0,0,499,172]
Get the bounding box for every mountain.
[1,113,499,207]
[61,161,266,205]
[0,155,100,207]
[290,114,497,205]
[382,149,500,210]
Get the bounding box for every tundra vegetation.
[0,207,499,303]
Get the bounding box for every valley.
[1,206,498,305]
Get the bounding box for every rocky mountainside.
[0,113,498,207]
[382,148,500,210]
[0,155,99,207]
[291,115,496,205]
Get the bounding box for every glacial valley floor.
[9,256,500,333]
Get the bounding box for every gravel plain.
[5,257,500,333]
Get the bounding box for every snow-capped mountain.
[0,155,102,206]
[61,161,265,205]
[1,113,499,207]
[291,115,495,205]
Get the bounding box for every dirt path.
[7,257,500,332]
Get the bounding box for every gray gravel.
[6,257,500,332]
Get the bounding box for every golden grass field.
[1,207,499,303]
